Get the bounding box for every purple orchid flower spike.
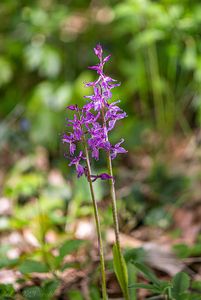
[84,44,127,161]
[63,43,127,178]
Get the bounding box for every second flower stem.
[100,104,129,299]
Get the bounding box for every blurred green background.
[1,0,201,155]
[1,0,201,299]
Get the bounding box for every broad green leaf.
[112,243,129,299]
[42,280,60,299]
[23,286,42,300]
[68,290,84,300]
[173,243,191,259]
[59,239,83,259]
[19,260,49,274]
[89,286,101,300]
[0,257,18,268]
[172,272,190,297]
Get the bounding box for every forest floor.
[0,133,201,299]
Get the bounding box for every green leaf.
[59,239,83,259]
[42,280,60,299]
[124,247,145,263]
[112,243,129,298]
[0,257,18,268]
[129,283,156,290]
[19,260,49,274]
[173,243,190,258]
[127,262,137,300]
[132,262,160,286]
[172,272,190,297]
[192,280,201,291]
[0,284,15,297]
[23,286,42,300]
[89,286,101,300]
[130,279,171,295]
[68,290,84,300]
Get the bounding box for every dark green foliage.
[173,243,201,259]
[0,284,15,299]
[67,290,84,300]
[19,260,49,274]
[23,280,59,300]
[89,286,101,300]
[59,239,84,259]
[129,263,191,300]
[128,260,201,299]
[23,286,42,300]
[171,272,190,299]
[1,0,201,157]
[124,247,145,264]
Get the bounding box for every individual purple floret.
[110,139,127,160]
[68,151,86,178]
[66,104,78,111]
[91,173,113,182]
[62,133,76,155]
[63,44,127,179]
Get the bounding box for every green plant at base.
[129,262,191,300]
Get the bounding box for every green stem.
[82,138,108,300]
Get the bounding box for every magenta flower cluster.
[63,44,127,179]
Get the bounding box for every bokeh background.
[1,0,201,299]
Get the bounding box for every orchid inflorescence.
[63,44,127,180]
